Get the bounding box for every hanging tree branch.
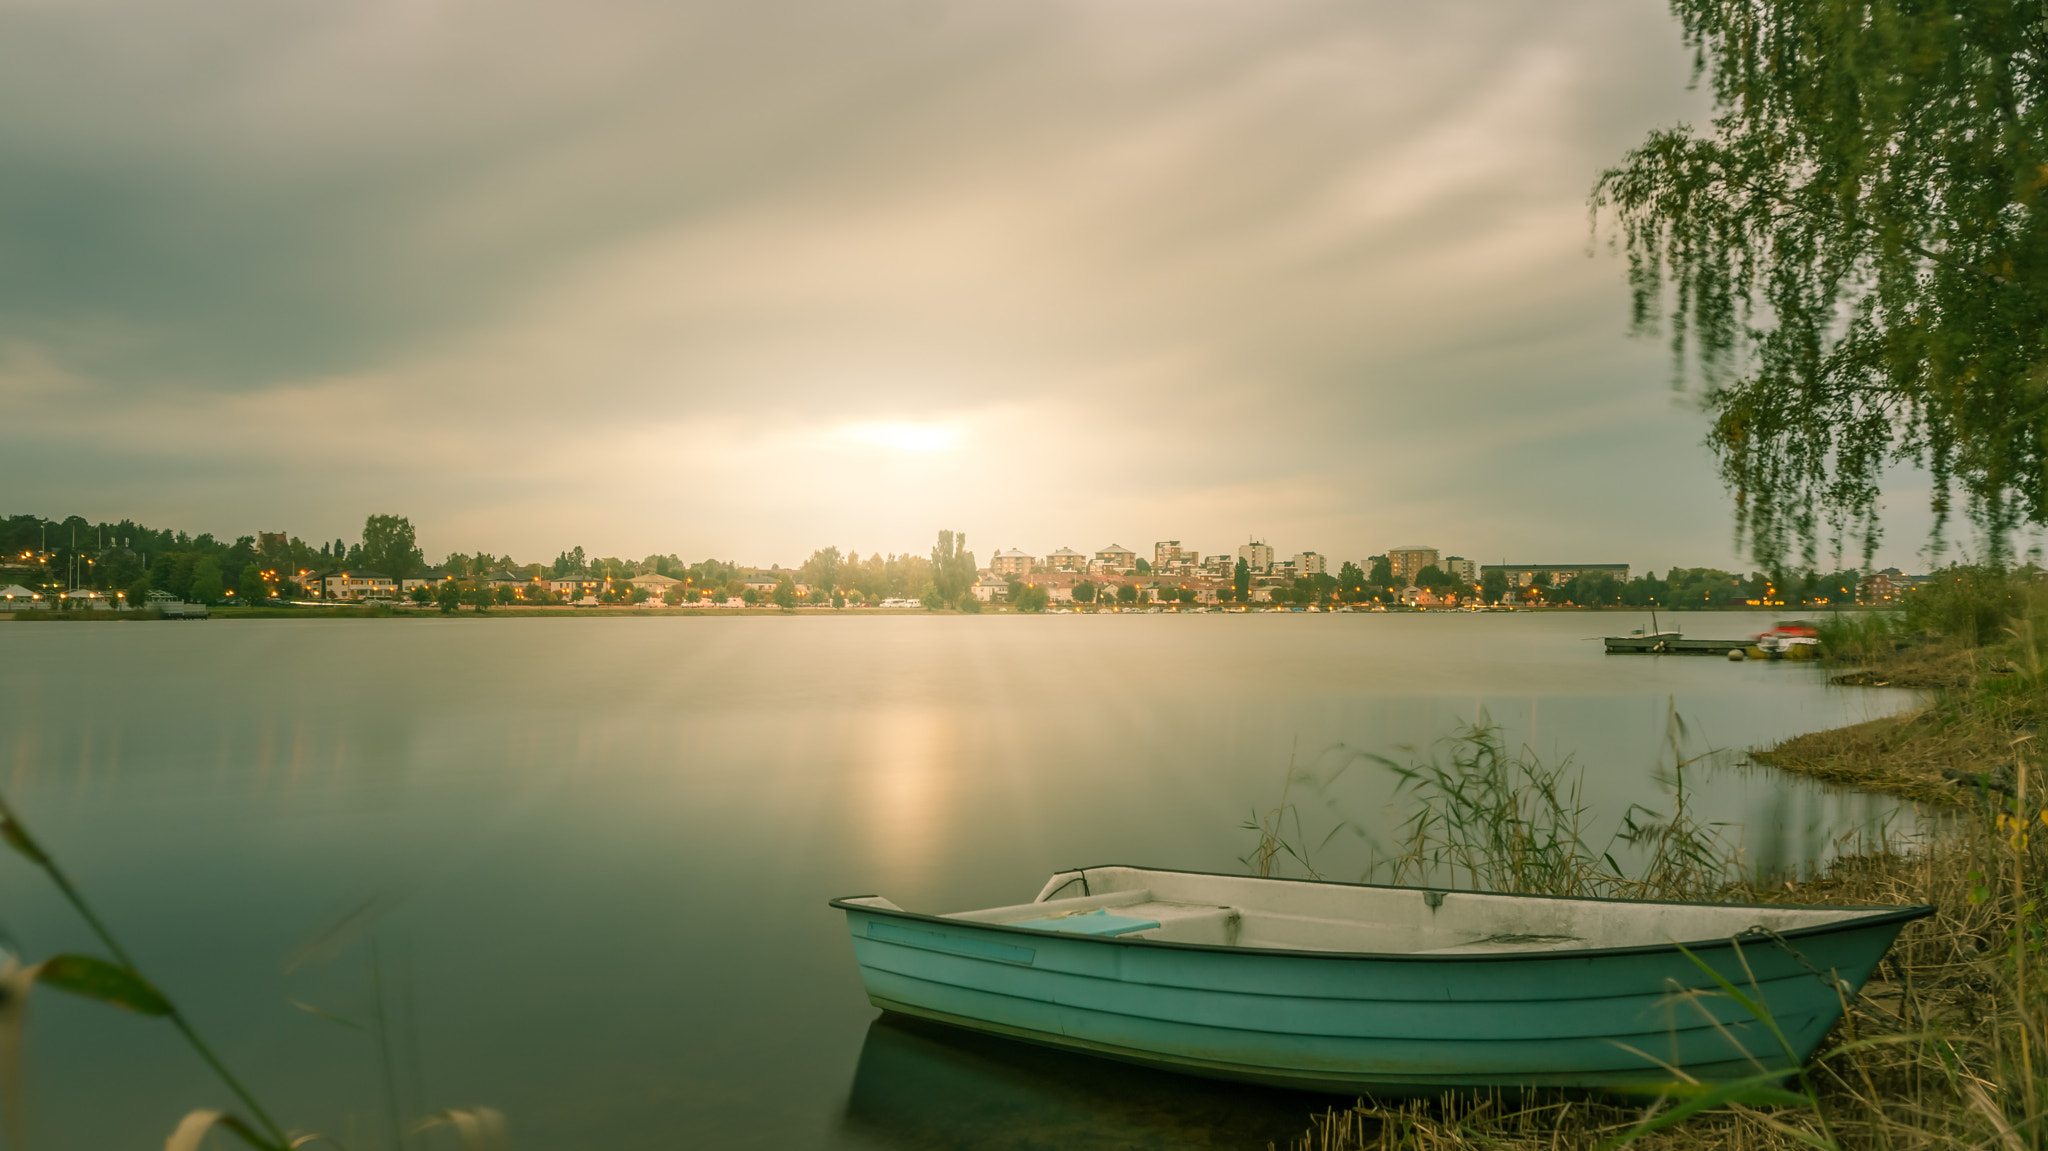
[1594,0,2048,568]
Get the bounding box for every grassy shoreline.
[5,602,1839,622]
[1278,576,2048,1151]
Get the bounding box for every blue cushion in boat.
[1008,908,1161,937]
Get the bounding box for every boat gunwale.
[829,862,1934,965]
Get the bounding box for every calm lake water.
[0,612,1916,1149]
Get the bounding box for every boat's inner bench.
[949,889,1243,946]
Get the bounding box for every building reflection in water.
[840,1014,1325,1150]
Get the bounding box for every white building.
[1293,552,1327,577]
[550,576,606,600]
[0,584,43,609]
[1237,541,1275,574]
[320,571,397,600]
[972,571,1010,602]
[1153,540,1185,569]
[1443,556,1478,585]
[402,569,453,595]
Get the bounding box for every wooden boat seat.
[949,890,1244,946]
[1008,909,1163,937]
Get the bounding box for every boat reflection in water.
[840,1013,1328,1150]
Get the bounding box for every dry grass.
[1754,709,2015,804]
[1279,814,2047,1151]
[1275,569,2048,1151]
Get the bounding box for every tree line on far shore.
[5,511,1881,612]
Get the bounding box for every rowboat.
[831,866,1930,1094]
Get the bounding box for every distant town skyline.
[0,0,2012,574]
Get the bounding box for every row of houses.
[988,542,1334,581]
[299,567,813,603]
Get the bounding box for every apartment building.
[1479,563,1630,587]
[1237,541,1275,573]
[1386,546,1439,585]
[1094,543,1138,572]
[990,549,1034,578]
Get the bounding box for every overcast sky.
[0,0,1961,572]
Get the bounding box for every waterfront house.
[320,571,397,600]
[629,573,681,596]
[402,569,453,595]
[972,571,1009,603]
[0,584,43,609]
[550,576,606,600]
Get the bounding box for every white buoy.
[1727,648,1745,661]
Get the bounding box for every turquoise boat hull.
[832,867,1929,1094]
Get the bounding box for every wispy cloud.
[3,0,1935,570]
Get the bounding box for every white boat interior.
[843,866,1886,955]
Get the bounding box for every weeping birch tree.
[1594,1,2048,566]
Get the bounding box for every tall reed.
[0,790,506,1150]
[1268,735,2048,1151]
[1243,711,1739,903]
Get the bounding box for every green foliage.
[798,546,842,594]
[1233,557,1251,600]
[435,583,461,614]
[929,530,976,607]
[1481,568,1510,604]
[188,557,224,604]
[1246,719,1736,902]
[772,575,795,609]
[1337,560,1368,603]
[1134,557,1152,575]
[1595,1,2048,566]
[1072,580,1096,604]
[358,514,423,582]
[35,954,173,1017]
[1116,582,1138,604]
[1905,564,2037,646]
[1412,564,1454,591]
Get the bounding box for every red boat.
[1755,619,1820,656]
